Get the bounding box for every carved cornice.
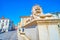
[23,19,60,28]
[24,21,37,28]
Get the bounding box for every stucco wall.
[24,25,39,40]
[48,24,59,40]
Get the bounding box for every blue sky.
[0,0,60,25]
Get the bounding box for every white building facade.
[0,17,14,32]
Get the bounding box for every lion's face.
[32,5,42,14]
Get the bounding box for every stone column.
[37,23,48,40]
[48,23,59,40]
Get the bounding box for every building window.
[58,25,59,27]
[6,22,7,25]
[1,23,4,28]
[6,21,8,25]
[2,20,4,22]
[22,28,24,32]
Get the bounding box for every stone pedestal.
[37,20,59,40]
[37,24,48,40]
[48,24,59,40]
